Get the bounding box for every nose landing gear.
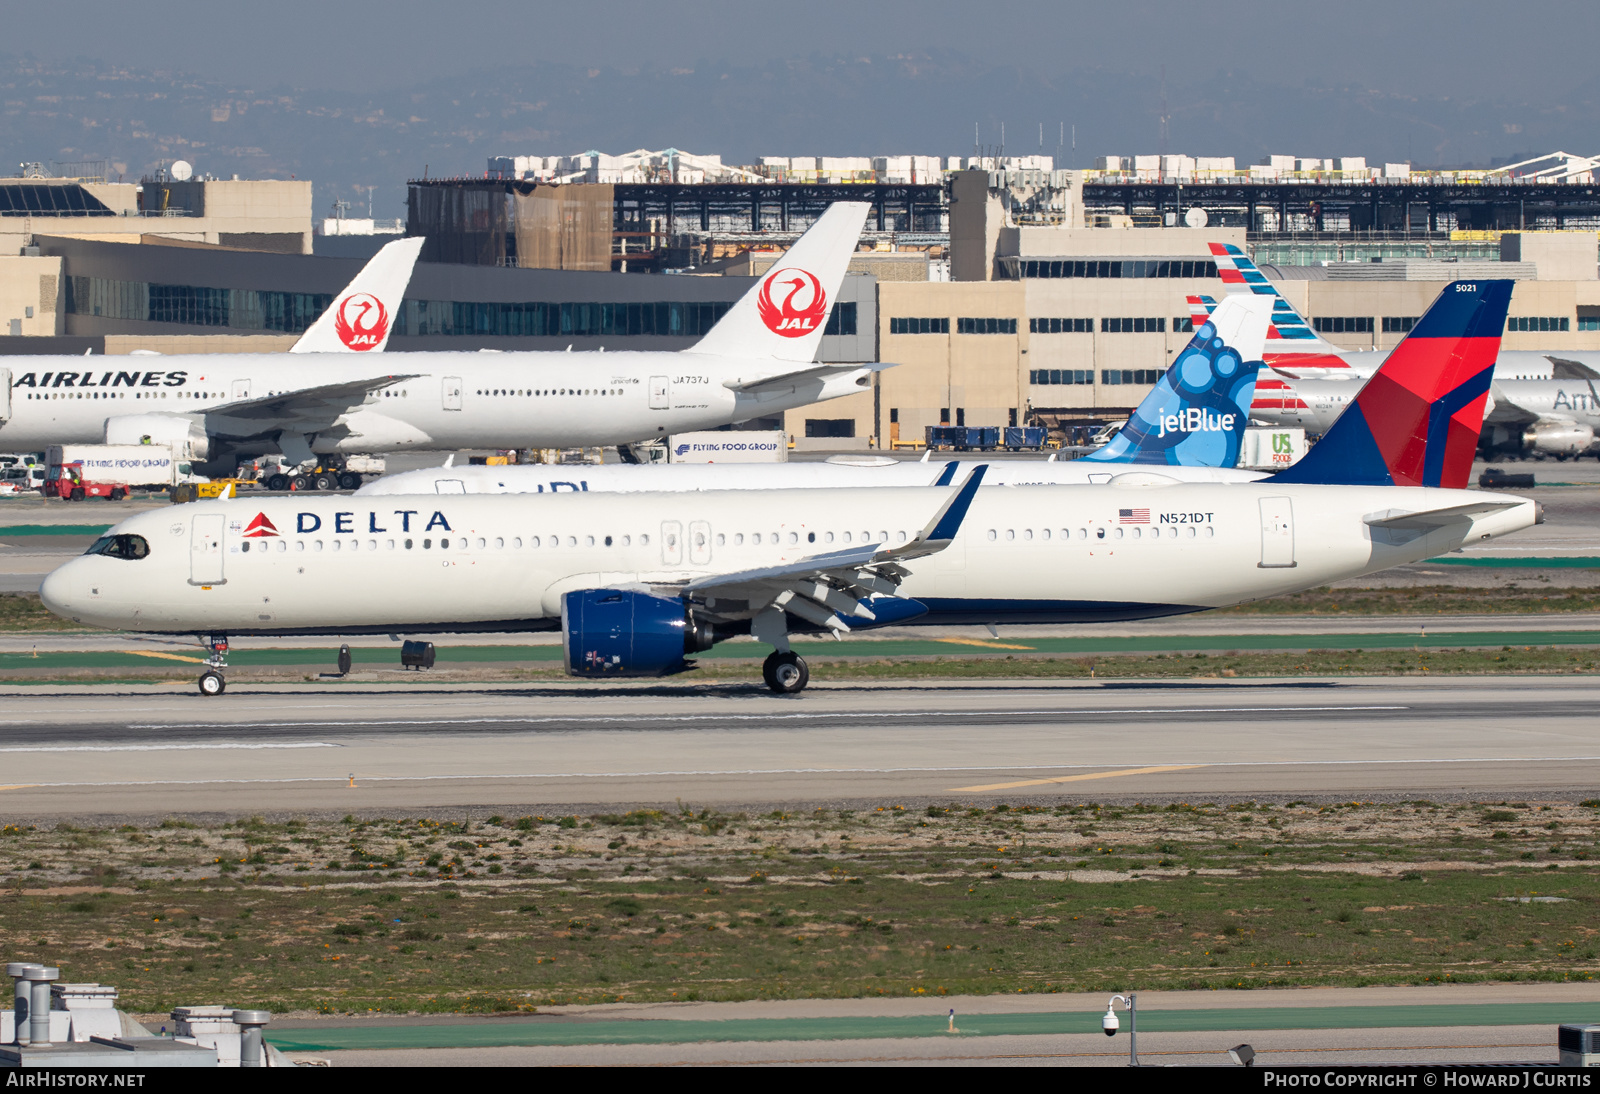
[198,635,229,696]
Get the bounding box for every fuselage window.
[824,532,834,543]
[1205,526,1216,538]
[423,538,432,549]
[314,540,324,551]
[604,535,612,547]
[715,533,725,546]
[734,533,744,546]
[332,540,342,552]
[1186,526,1197,539]
[1095,528,1105,539]
[787,532,798,545]
[566,535,576,547]
[639,534,649,546]
[586,535,596,547]
[750,533,760,545]
[241,541,250,553]
[1114,528,1125,540]
[842,532,852,544]
[1041,529,1051,541]
[404,538,414,549]
[1005,529,1015,541]
[440,538,450,550]
[987,529,997,541]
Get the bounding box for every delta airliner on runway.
[41,282,1536,695]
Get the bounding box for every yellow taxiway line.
[951,764,1207,792]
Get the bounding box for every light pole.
[1101,992,1140,1066]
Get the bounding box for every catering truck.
[43,444,203,500]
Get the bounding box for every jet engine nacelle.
[1522,420,1595,457]
[561,589,714,678]
[103,414,210,460]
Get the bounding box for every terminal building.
[0,149,1597,450]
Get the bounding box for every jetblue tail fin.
[1084,294,1273,466]
[1269,281,1513,488]
[291,236,424,354]
[692,202,870,364]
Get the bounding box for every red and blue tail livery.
[1270,280,1513,489]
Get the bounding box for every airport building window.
[1580,317,1600,332]
[1011,258,1218,279]
[68,276,334,333]
[1100,369,1162,385]
[889,317,950,335]
[1507,316,1570,332]
[805,419,856,438]
[1029,318,1093,334]
[1100,317,1166,333]
[1173,316,1196,333]
[823,302,857,336]
[955,317,1017,335]
[1311,316,1374,334]
[1383,316,1418,333]
[1029,369,1096,386]
[398,299,732,338]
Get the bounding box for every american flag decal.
[1119,508,1150,524]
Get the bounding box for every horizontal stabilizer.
[1364,501,1520,530]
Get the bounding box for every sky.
[3,0,1596,214]
[10,0,1595,102]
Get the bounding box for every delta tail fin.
[1084,293,1273,467]
[691,202,870,364]
[1269,281,1513,489]
[290,236,424,354]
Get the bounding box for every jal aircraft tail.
[290,236,425,354]
[692,202,871,364]
[1084,293,1273,466]
[1270,280,1513,488]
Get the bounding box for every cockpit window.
[85,534,150,560]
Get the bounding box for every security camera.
[1102,1007,1120,1036]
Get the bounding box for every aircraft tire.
[289,475,309,491]
[338,472,361,490]
[198,671,226,697]
[762,651,809,695]
[313,472,337,491]
[266,474,289,491]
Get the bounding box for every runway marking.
[3,754,1598,792]
[117,705,1408,732]
[933,638,1037,650]
[126,650,206,664]
[0,742,336,754]
[952,765,1208,792]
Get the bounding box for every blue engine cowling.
[562,589,708,678]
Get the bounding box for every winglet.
[921,465,987,545]
[932,461,959,486]
[1269,280,1514,488]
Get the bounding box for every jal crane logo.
[333,292,389,351]
[756,267,827,338]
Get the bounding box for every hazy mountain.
[3,51,1594,222]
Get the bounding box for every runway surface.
[2,675,1599,818]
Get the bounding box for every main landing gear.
[198,635,229,697]
[762,650,809,695]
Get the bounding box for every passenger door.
[0,368,11,422]
[189,514,227,586]
[435,479,466,494]
[443,376,463,411]
[1258,497,1296,568]
[688,520,712,565]
[649,375,670,411]
[660,520,683,565]
[231,378,251,400]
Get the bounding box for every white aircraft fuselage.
[43,482,1535,637]
[0,350,870,456]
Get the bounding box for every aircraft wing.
[1483,384,1544,425]
[723,361,890,395]
[199,375,422,436]
[1548,356,1600,381]
[679,466,986,632]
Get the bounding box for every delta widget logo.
[333,293,389,350]
[242,513,280,538]
[756,268,827,338]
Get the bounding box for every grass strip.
[263,1001,1600,1051]
[4,803,1598,1016]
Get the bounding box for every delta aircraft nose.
[38,561,78,622]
